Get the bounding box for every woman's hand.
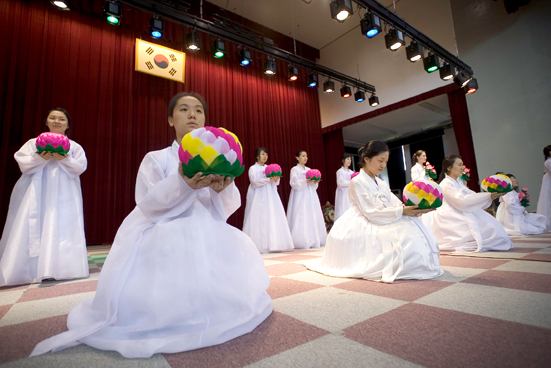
[307,179,318,184]
[209,175,234,193]
[490,192,506,200]
[269,176,279,182]
[179,166,215,190]
[403,205,435,217]
[39,152,52,160]
[52,153,67,161]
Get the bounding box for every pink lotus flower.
[351,172,359,179]
[521,187,527,191]
[306,169,321,181]
[519,192,526,199]
[265,164,282,178]
[36,132,70,155]
[527,196,531,200]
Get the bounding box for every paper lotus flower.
[402,180,443,209]
[265,164,282,178]
[351,172,359,179]
[460,166,471,182]
[425,162,437,180]
[481,174,513,193]
[306,169,321,181]
[519,187,530,207]
[36,132,70,155]
[179,126,244,179]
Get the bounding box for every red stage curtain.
[323,129,345,205]
[0,0,327,244]
[447,89,481,190]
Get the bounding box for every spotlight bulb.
[385,29,405,51]
[354,91,365,102]
[324,80,335,93]
[340,85,352,98]
[330,0,353,23]
[307,73,318,87]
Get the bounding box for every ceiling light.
[340,85,351,98]
[212,39,225,58]
[104,1,121,25]
[51,1,69,10]
[330,0,353,23]
[439,62,454,80]
[288,65,299,81]
[369,94,379,107]
[406,41,423,62]
[454,70,472,88]
[307,73,318,87]
[239,49,251,66]
[354,90,365,102]
[465,78,478,94]
[324,80,335,93]
[264,59,276,75]
[185,30,201,51]
[149,17,163,39]
[360,12,382,38]
[385,28,405,51]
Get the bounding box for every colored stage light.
[385,28,405,51]
[104,1,121,26]
[150,18,163,39]
[307,73,318,87]
[51,1,69,10]
[406,41,423,62]
[340,85,352,98]
[360,12,382,38]
[239,49,252,66]
[355,90,365,102]
[212,40,225,58]
[465,78,478,94]
[454,70,472,88]
[288,65,299,81]
[423,53,439,73]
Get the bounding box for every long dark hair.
[412,150,425,165]
[358,141,390,168]
[168,92,207,119]
[296,150,306,158]
[438,154,461,183]
[505,173,519,193]
[544,145,551,160]
[46,108,72,129]
[255,147,268,162]
[341,153,352,167]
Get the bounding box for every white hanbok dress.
[0,138,88,287]
[423,176,513,252]
[334,167,354,221]
[496,191,546,236]
[537,158,551,231]
[243,163,294,253]
[411,163,430,182]
[287,164,327,249]
[305,170,443,283]
[31,141,273,358]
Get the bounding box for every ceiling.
[342,94,452,147]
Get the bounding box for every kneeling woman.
[305,141,443,283]
[31,92,272,358]
[423,155,512,252]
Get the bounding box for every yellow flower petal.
[199,146,219,165]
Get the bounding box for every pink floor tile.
[462,270,551,293]
[438,256,510,269]
[265,263,309,277]
[512,239,551,244]
[269,254,321,262]
[344,303,551,368]
[0,304,13,320]
[267,277,323,299]
[0,315,68,365]
[334,279,454,302]
[508,248,544,253]
[89,268,101,274]
[18,280,98,303]
[163,312,329,368]
[522,254,551,262]
[0,284,30,292]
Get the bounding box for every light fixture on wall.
[307,73,318,87]
[340,84,351,98]
[212,39,225,58]
[360,12,382,38]
[185,30,201,50]
[454,70,472,88]
[149,17,163,39]
[104,1,121,25]
[423,53,439,73]
[239,49,251,66]
[439,62,454,80]
[354,90,365,102]
[288,65,299,81]
[369,94,379,107]
[465,78,478,94]
[264,58,276,75]
[330,0,353,23]
[323,80,335,93]
[51,1,70,10]
[406,41,423,62]
[385,28,405,51]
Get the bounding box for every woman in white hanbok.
[243,147,293,253]
[305,141,443,283]
[423,155,513,252]
[536,145,551,231]
[31,93,272,358]
[334,153,354,221]
[497,174,546,235]
[411,150,430,181]
[0,109,88,287]
[287,150,327,249]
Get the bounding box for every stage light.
[239,49,252,66]
[212,40,225,58]
[360,12,382,38]
[307,73,318,87]
[323,80,335,93]
[439,62,454,80]
[454,70,472,88]
[423,53,439,73]
[51,1,69,10]
[185,30,201,51]
[288,65,299,81]
[369,94,379,107]
[340,85,351,98]
[355,90,365,102]
[264,59,276,75]
[385,28,405,51]
[406,41,423,62]
[465,78,478,94]
[302,0,313,3]
[104,1,121,25]
[149,18,163,39]
[330,0,353,23]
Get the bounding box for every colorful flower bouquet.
[460,166,471,182]
[35,132,70,155]
[351,171,359,179]
[425,161,437,180]
[481,174,513,193]
[178,126,244,179]
[519,187,530,207]
[402,180,443,209]
[306,169,321,182]
[265,164,282,178]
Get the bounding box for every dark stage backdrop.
[0,0,327,244]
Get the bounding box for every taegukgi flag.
[135,39,185,83]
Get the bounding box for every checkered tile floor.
[1,236,551,367]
